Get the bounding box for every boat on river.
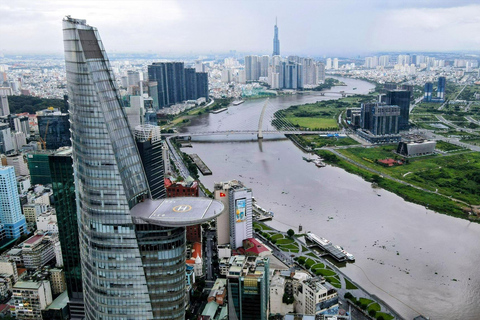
[334,245,355,261]
[232,100,245,106]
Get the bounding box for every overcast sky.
[1,0,480,56]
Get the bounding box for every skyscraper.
[0,166,27,240]
[134,125,166,199]
[437,76,446,100]
[63,17,222,320]
[48,148,84,319]
[196,72,209,100]
[37,109,71,150]
[387,90,411,130]
[273,18,280,56]
[424,82,433,102]
[64,16,157,319]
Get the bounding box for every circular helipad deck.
[131,197,225,227]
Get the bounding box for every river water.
[180,78,480,320]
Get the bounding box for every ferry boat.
[334,245,355,261]
[302,156,314,162]
[232,100,245,106]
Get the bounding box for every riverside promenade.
[254,221,408,320]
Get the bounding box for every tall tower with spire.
[273,17,280,56]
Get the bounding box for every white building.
[333,58,339,70]
[6,154,29,176]
[214,180,253,249]
[12,280,52,319]
[35,210,58,233]
[270,273,294,315]
[22,203,48,224]
[294,277,338,315]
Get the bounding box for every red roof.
[245,238,269,255]
[191,242,202,259]
[164,178,172,188]
[24,235,43,245]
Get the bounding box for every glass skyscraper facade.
[48,148,84,319]
[63,17,159,320]
[64,17,191,320]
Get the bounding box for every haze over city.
[1,0,480,56]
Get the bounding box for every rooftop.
[130,197,224,227]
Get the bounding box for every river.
[180,77,480,320]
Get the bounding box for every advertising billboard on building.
[235,198,246,223]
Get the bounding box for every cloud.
[372,4,480,51]
[1,1,479,55]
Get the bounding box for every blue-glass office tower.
[37,112,71,150]
[273,18,280,56]
[63,17,186,320]
[424,82,433,102]
[0,166,27,239]
[437,76,446,101]
[386,90,410,130]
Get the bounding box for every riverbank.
[254,221,403,320]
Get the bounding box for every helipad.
[130,197,225,227]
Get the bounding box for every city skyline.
[1,1,480,56]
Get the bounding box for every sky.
[1,0,480,56]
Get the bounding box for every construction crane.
[39,119,50,150]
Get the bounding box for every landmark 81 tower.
[63,17,224,320]
[273,17,280,56]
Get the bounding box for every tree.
[369,309,377,317]
[287,229,295,238]
[282,293,294,305]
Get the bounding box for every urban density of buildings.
[0,7,479,320]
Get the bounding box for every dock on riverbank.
[189,153,212,175]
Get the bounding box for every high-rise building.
[135,125,166,199]
[48,147,84,319]
[387,90,411,129]
[326,58,332,70]
[127,70,141,87]
[27,151,53,185]
[196,72,209,100]
[0,123,13,154]
[227,255,270,320]
[273,18,280,56]
[37,109,71,150]
[148,62,186,108]
[64,16,158,319]
[63,17,222,320]
[0,166,27,239]
[184,67,198,100]
[245,55,259,81]
[260,55,269,78]
[317,62,325,83]
[0,95,9,116]
[333,58,339,70]
[437,76,446,100]
[214,180,253,249]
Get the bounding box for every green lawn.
[359,298,374,306]
[344,278,358,290]
[276,238,295,244]
[368,302,381,312]
[376,312,394,320]
[271,234,284,240]
[311,263,325,270]
[286,117,338,129]
[326,276,341,288]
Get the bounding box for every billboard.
[235,198,246,223]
